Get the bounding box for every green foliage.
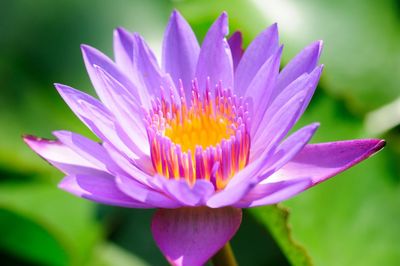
[250,205,313,266]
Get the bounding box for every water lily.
[24,10,385,266]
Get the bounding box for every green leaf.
[86,242,150,266]
[0,182,102,266]
[249,205,313,266]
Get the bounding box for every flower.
[24,10,385,266]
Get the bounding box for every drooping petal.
[23,135,101,174]
[273,40,323,99]
[234,23,279,95]
[195,12,233,91]
[151,207,242,266]
[55,84,147,162]
[228,31,243,70]
[81,44,143,107]
[162,10,200,97]
[59,172,152,208]
[234,178,312,208]
[52,130,115,172]
[208,123,318,208]
[267,139,386,184]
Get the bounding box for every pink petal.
[235,23,279,95]
[52,130,114,172]
[162,10,200,97]
[23,135,100,174]
[195,12,233,91]
[227,31,243,70]
[268,139,386,185]
[151,207,242,266]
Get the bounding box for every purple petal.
[55,84,148,162]
[113,27,135,76]
[208,123,318,208]
[234,23,279,95]
[228,31,243,70]
[131,33,179,106]
[161,179,215,206]
[151,207,242,266]
[162,10,200,98]
[234,178,312,208]
[268,139,386,185]
[273,40,323,99]
[195,12,233,91]
[59,172,151,208]
[81,44,144,107]
[251,86,309,160]
[94,66,148,148]
[115,174,181,208]
[23,135,100,175]
[52,130,114,172]
[246,47,282,133]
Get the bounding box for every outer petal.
[228,31,243,70]
[52,130,114,172]
[267,139,386,184]
[208,123,318,208]
[115,174,181,208]
[55,84,147,163]
[151,207,242,266]
[24,135,150,208]
[195,12,233,91]
[234,178,312,208]
[23,135,101,174]
[162,10,200,97]
[81,44,143,107]
[59,173,152,208]
[235,23,279,95]
[273,40,323,99]
[250,86,308,160]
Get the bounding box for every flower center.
[146,81,250,190]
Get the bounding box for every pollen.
[146,80,250,190]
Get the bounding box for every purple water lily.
[24,10,384,266]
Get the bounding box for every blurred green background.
[1,0,399,265]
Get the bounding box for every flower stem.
[211,242,238,266]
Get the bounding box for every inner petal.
[146,81,250,190]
